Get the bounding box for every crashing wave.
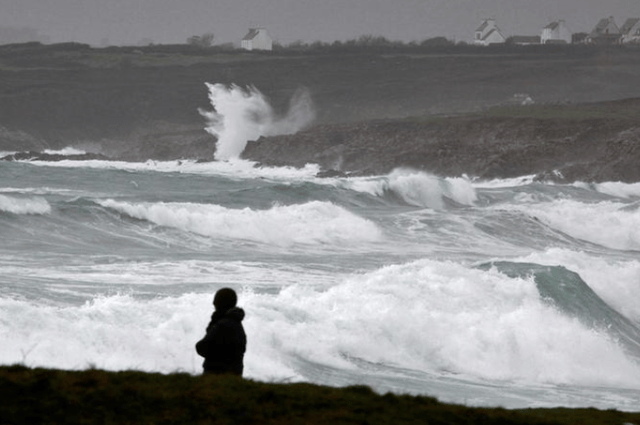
[199,83,315,161]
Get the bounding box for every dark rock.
[315,169,350,178]
[242,107,640,183]
[1,151,110,162]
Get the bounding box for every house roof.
[482,28,503,41]
[620,18,640,35]
[242,28,263,41]
[544,21,560,30]
[591,17,620,36]
[475,20,492,32]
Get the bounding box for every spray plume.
[199,83,315,161]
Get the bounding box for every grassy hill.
[1,365,639,424]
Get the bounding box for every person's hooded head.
[213,287,237,312]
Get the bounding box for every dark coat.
[195,307,246,376]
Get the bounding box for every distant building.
[241,28,272,51]
[571,32,589,44]
[585,16,621,45]
[541,20,572,44]
[474,19,506,45]
[620,18,640,44]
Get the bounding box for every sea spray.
[4,159,640,410]
[3,259,640,388]
[43,147,87,156]
[242,259,640,387]
[0,194,51,215]
[0,294,208,373]
[199,83,315,160]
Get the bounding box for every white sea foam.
[98,199,381,246]
[43,147,86,156]
[471,175,538,188]
[345,169,477,208]
[243,259,640,387]
[0,187,87,196]
[517,199,640,251]
[577,181,640,199]
[20,157,321,181]
[199,83,315,160]
[0,260,339,298]
[0,293,209,373]
[3,259,639,390]
[0,194,51,215]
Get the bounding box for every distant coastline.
[2,42,640,182]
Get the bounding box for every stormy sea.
[1,84,640,411]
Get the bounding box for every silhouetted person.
[195,288,246,376]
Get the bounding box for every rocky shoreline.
[2,44,640,183]
[4,101,640,183]
[242,100,640,183]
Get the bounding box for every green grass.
[1,365,639,424]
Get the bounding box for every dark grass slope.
[1,366,638,424]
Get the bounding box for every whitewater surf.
[1,84,640,411]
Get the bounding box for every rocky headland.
[243,99,640,182]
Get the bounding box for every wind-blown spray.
[199,83,315,161]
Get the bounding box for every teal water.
[1,158,640,410]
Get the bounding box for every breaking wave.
[346,169,477,208]
[0,194,51,215]
[5,258,640,390]
[517,199,640,251]
[199,83,315,161]
[98,199,381,246]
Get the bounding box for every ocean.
[1,84,640,411]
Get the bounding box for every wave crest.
[98,199,381,246]
[520,199,640,251]
[0,194,51,215]
[248,259,640,386]
[347,169,477,208]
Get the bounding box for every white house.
[241,28,273,51]
[474,19,506,45]
[620,18,640,44]
[586,16,621,44]
[541,20,571,44]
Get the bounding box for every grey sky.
[0,0,638,46]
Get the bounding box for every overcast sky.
[1,0,638,46]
